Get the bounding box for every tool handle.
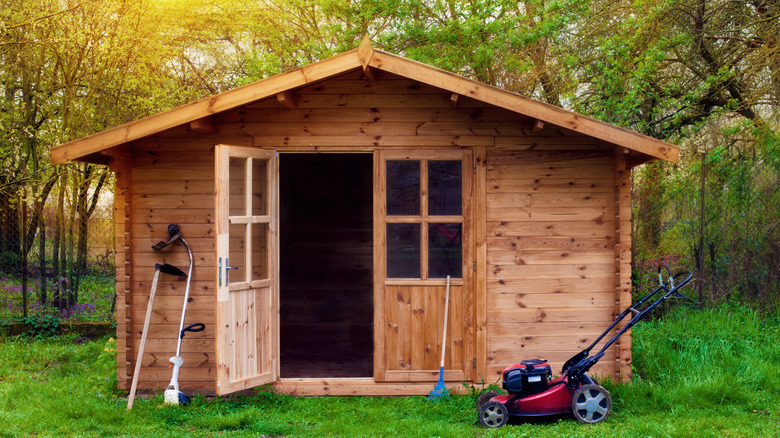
[128,267,161,410]
[440,275,450,368]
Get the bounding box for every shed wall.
[484,145,630,381]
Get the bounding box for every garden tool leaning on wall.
[127,262,187,410]
[151,224,205,405]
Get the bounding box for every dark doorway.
[279,154,374,378]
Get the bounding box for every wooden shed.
[51,38,678,396]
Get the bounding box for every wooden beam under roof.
[531,119,544,133]
[363,65,377,81]
[190,116,217,134]
[276,90,297,110]
[450,93,460,109]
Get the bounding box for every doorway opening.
[279,153,374,378]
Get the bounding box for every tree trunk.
[636,161,664,253]
[66,170,77,299]
[698,151,706,304]
[23,173,58,257]
[52,173,64,283]
[0,187,21,263]
[73,164,109,301]
[21,195,28,318]
[38,209,46,305]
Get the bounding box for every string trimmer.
[152,224,205,405]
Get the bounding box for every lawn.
[1,305,779,437]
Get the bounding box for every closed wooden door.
[215,145,279,395]
[374,149,475,382]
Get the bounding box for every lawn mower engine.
[502,359,552,394]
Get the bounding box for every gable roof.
[50,37,678,165]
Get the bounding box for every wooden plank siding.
[122,138,252,391]
[112,156,132,389]
[383,284,466,382]
[116,69,631,394]
[484,146,622,381]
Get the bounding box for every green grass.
[1,305,779,437]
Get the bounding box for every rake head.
[427,368,450,402]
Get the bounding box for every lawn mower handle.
[563,269,694,379]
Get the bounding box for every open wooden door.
[215,145,278,395]
[374,149,475,383]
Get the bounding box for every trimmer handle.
[180,322,205,339]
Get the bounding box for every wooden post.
[474,146,488,381]
[109,152,133,390]
[613,147,631,382]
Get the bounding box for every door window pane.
[250,159,268,216]
[428,161,461,216]
[250,223,268,280]
[228,223,247,284]
[229,158,247,216]
[428,223,462,278]
[387,223,420,278]
[229,157,268,217]
[387,161,420,216]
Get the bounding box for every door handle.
[225,258,238,286]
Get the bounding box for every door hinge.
[473,162,477,174]
[473,260,477,271]
[473,357,477,369]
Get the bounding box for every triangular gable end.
[50,36,678,166]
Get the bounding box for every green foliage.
[2,0,778,314]
[17,314,58,339]
[0,252,20,273]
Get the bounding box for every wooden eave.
[50,37,678,165]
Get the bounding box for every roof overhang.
[50,36,678,166]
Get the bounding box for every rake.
[427,275,451,402]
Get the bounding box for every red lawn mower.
[477,268,694,427]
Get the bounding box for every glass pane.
[429,161,462,216]
[229,157,246,216]
[429,223,462,278]
[387,223,420,278]
[228,223,247,284]
[250,223,268,280]
[387,161,420,216]
[230,157,268,217]
[250,158,268,216]
[228,223,269,283]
